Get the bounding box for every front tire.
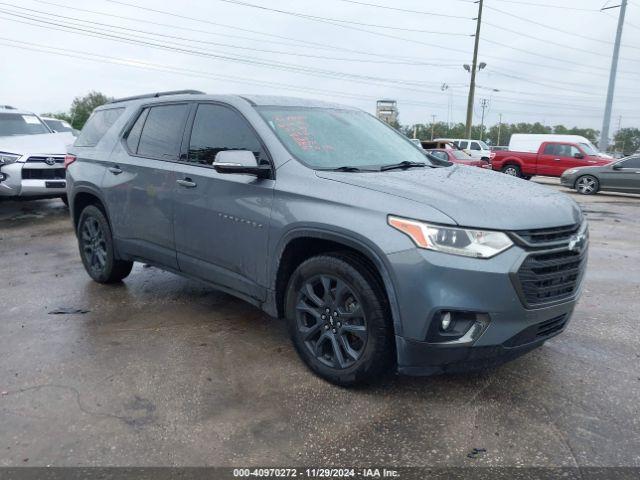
[502,164,522,177]
[575,175,599,195]
[77,205,133,283]
[285,253,394,386]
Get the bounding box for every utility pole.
[600,0,627,152]
[497,113,503,146]
[479,99,489,140]
[431,114,437,140]
[465,0,484,139]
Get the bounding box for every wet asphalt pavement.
[0,179,639,468]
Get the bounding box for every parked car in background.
[560,155,640,195]
[426,148,492,169]
[436,138,492,161]
[492,141,611,179]
[509,134,611,159]
[409,138,423,148]
[67,91,587,386]
[0,105,73,203]
[421,140,458,150]
[42,116,80,137]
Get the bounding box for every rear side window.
[543,144,557,155]
[75,108,125,147]
[188,104,266,165]
[136,104,189,159]
[470,142,481,151]
[458,141,468,149]
[126,108,149,153]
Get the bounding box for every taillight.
[64,154,77,168]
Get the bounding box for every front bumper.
[387,244,584,376]
[0,160,67,198]
[560,174,575,188]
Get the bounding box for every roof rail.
[107,90,205,104]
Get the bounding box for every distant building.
[376,99,398,125]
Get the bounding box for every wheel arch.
[269,228,402,335]
[71,186,110,230]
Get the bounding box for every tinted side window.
[75,108,125,147]
[458,141,468,149]
[470,142,481,151]
[137,104,189,159]
[126,108,149,153]
[620,157,640,168]
[543,144,557,155]
[188,104,266,165]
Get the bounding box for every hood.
[316,165,582,230]
[0,132,73,156]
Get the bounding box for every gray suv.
[66,91,588,386]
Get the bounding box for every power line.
[0,2,461,67]
[484,0,602,11]
[213,0,471,35]
[0,10,468,95]
[485,4,639,48]
[323,0,472,19]
[103,0,640,79]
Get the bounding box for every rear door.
[536,142,559,175]
[103,102,190,268]
[172,102,275,301]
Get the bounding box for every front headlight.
[564,169,579,175]
[0,152,20,165]
[388,216,513,258]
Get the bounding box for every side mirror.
[213,150,271,178]
[612,163,623,170]
[574,152,585,159]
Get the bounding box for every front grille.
[504,314,567,348]
[21,168,66,180]
[516,248,587,307]
[511,223,580,247]
[25,156,64,164]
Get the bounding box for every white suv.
[0,105,74,202]
[436,138,492,161]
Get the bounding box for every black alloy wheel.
[295,274,368,369]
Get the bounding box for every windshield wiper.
[379,160,427,171]
[322,166,368,172]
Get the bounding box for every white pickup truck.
[0,105,74,203]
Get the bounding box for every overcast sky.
[1,0,639,130]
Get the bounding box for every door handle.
[177,178,197,188]
[553,158,561,161]
[108,166,123,174]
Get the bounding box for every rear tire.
[285,253,394,386]
[502,164,522,177]
[77,205,133,283]
[575,175,599,195]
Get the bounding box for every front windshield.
[478,141,489,150]
[579,142,597,155]
[257,107,433,169]
[0,113,50,136]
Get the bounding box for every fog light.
[440,312,452,331]
[0,172,5,182]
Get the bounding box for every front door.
[598,157,640,193]
[173,103,275,301]
[104,102,190,268]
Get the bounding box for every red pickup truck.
[492,141,611,178]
